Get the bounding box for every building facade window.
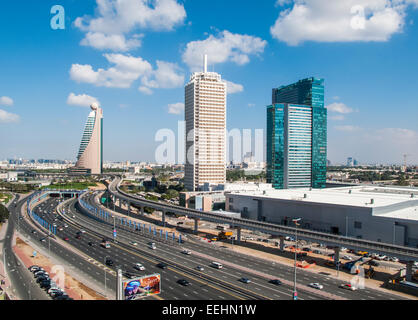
[354,221,362,229]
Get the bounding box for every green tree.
[0,204,10,223]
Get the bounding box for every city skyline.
[0,0,418,165]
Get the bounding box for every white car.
[134,263,145,271]
[413,261,418,268]
[390,257,399,262]
[182,250,192,255]
[309,283,323,290]
[64,224,68,228]
[80,230,86,234]
[130,241,138,246]
[342,255,353,261]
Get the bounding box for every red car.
[64,237,69,241]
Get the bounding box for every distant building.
[71,103,103,175]
[267,77,327,189]
[184,55,227,191]
[347,157,354,167]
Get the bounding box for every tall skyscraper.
[184,55,227,191]
[73,103,103,175]
[267,78,327,189]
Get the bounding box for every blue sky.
[0,0,417,165]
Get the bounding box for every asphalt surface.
[7,195,119,299]
[7,190,410,300]
[2,194,50,300]
[91,190,410,301]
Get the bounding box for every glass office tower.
[267,77,327,189]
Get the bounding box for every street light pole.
[292,218,301,301]
[104,256,108,298]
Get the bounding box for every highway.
[79,191,409,300]
[2,195,50,300]
[107,176,418,262]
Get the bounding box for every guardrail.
[107,176,418,261]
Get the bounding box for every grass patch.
[0,193,12,205]
[41,182,98,190]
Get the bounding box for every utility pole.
[292,218,301,301]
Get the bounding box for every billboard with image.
[123,274,161,300]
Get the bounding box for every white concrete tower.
[184,55,227,191]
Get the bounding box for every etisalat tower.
[69,103,103,175]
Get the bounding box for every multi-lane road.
[3,191,412,300]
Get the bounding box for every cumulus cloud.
[167,102,184,114]
[70,53,183,94]
[140,61,184,92]
[80,32,143,51]
[0,96,13,106]
[225,80,244,94]
[0,109,19,123]
[182,30,267,71]
[75,0,186,51]
[70,53,152,88]
[67,93,100,107]
[270,0,418,45]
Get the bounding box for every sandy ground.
[13,237,106,300]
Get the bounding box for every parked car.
[88,242,95,246]
[390,257,399,262]
[269,279,282,285]
[342,255,353,261]
[308,283,324,290]
[369,260,380,267]
[36,276,49,283]
[29,265,41,272]
[64,237,69,241]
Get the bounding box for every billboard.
[123,274,161,300]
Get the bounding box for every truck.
[218,231,233,240]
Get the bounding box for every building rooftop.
[228,185,418,209]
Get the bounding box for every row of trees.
[226,169,266,182]
[0,204,9,223]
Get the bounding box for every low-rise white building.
[226,186,418,247]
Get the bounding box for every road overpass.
[103,175,418,281]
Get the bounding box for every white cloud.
[0,109,19,123]
[225,80,244,94]
[138,86,153,95]
[167,102,184,114]
[80,32,143,51]
[75,0,186,51]
[270,0,418,45]
[70,53,152,88]
[67,93,100,107]
[334,125,361,132]
[141,61,184,91]
[0,96,13,106]
[182,30,267,71]
[326,102,354,114]
[70,54,183,93]
[248,103,256,107]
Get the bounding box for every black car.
[269,279,282,285]
[177,279,190,286]
[369,260,380,266]
[36,276,49,283]
[40,281,51,290]
[88,242,95,246]
[106,258,114,266]
[156,263,167,269]
[54,294,70,300]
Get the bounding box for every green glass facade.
[268,77,327,189]
[267,104,285,189]
[272,77,324,108]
